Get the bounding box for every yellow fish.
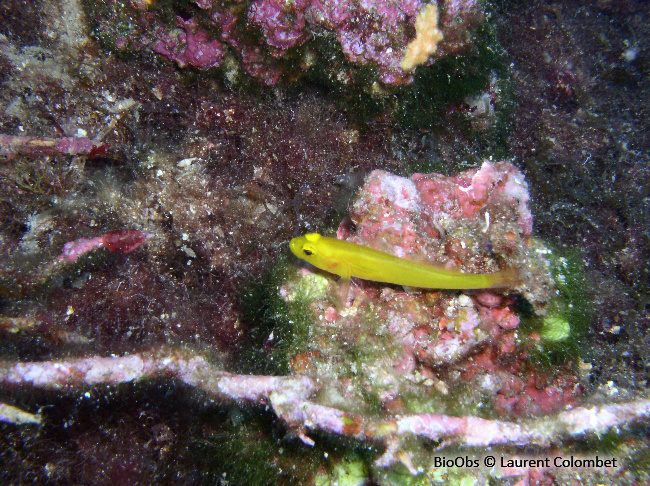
[290,233,518,290]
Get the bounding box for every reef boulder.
[281,162,574,418]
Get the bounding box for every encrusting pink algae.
[280,162,572,422]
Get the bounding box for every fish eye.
[303,249,313,256]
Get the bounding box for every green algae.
[395,17,516,170]
[540,315,571,342]
[189,404,321,486]
[238,256,314,375]
[518,246,591,367]
[314,458,370,486]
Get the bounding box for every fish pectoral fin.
[335,277,366,311]
[335,277,351,309]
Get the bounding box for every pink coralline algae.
[282,162,566,418]
[59,230,152,262]
[153,18,225,69]
[342,161,545,307]
[248,0,310,55]
[1,348,648,473]
[114,0,481,86]
[461,346,581,418]
[306,0,426,84]
[0,134,107,159]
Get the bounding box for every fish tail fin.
[488,267,523,289]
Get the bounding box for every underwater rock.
[91,0,483,87]
[281,162,565,417]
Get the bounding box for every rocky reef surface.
[0,0,649,484]
[95,0,480,87]
[279,163,581,427]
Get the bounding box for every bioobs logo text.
[433,456,480,468]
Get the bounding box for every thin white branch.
[1,348,648,469]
